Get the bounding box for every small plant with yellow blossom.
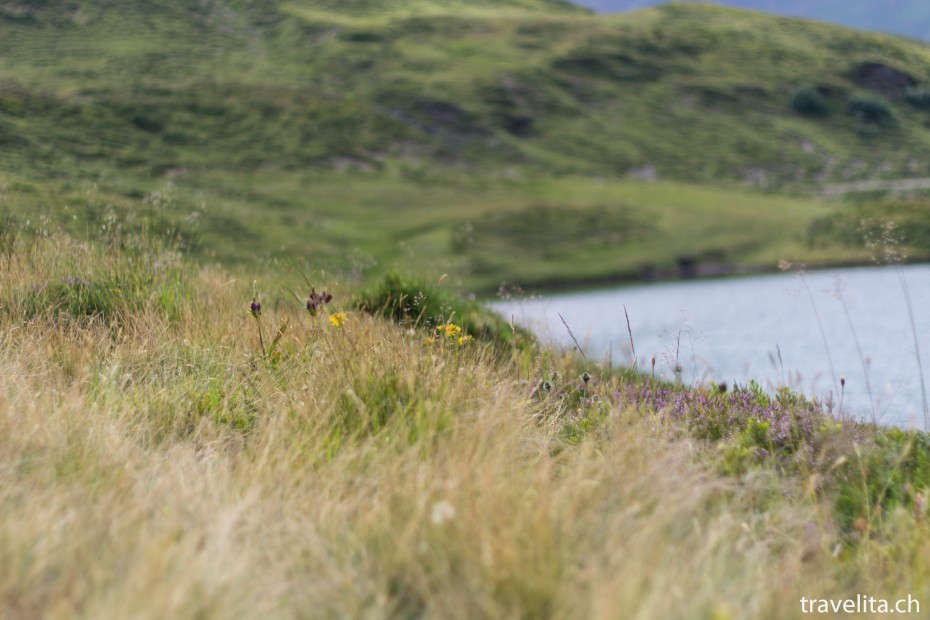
[428,322,472,347]
[329,311,347,328]
[438,323,462,338]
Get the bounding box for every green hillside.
[6,1,930,181]
[3,1,930,289]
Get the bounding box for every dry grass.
[0,234,927,619]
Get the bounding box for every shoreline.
[478,257,923,298]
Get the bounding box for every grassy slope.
[4,2,930,290]
[4,171,867,292]
[2,232,929,618]
[4,6,930,616]
[6,2,930,181]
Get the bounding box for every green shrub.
[806,200,930,253]
[791,86,829,116]
[835,428,930,536]
[722,417,775,475]
[904,86,930,109]
[356,272,534,351]
[848,93,893,124]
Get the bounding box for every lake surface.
[491,264,930,429]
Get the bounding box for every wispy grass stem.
[558,312,587,361]
[624,305,637,372]
[800,273,839,398]
[896,266,929,430]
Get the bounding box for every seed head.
[306,288,333,316]
[582,372,591,384]
[249,299,262,317]
[840,375,846,388]
[542,381,553,393]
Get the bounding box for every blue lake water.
[490,264,930,429]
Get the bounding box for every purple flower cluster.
[616,381,822,447]
[306,289,333,316]
[64,276,89,288]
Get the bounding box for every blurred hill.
[574,1,930,42]
[5,1,930,184]
[3,1,930,288]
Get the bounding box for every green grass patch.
[807,197,930,260]
[6,231,191,325]
[356,272,533,350]
[835,429,930,537]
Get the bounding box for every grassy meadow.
[4,170,880,292]
[4,2,930,617]
[8,2,930,184]
[2,225,930,618]
[6,1,930,291]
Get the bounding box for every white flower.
[430,500,456,525]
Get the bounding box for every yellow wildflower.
[329,312,347,328]
[457,334,472,346]
[439,323,462,338]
